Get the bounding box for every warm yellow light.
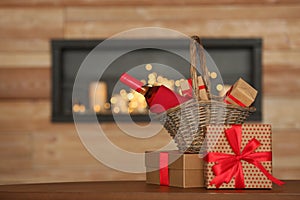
[110,97,117,104]
[73,104,80,112]
[140,79,146,84]
[163,81,171,88]
[113,107,120,113]
[79,105,86,113]
[137,94,145,102]
[89,82,107,113]
[130,101,138,108]
[104,102,110,109]
[148,79,155,85]
[148,73,156,80]
[211,72,217,79]
[127,93,134,100]
[128,107,134,113]
[141,102,147,108]
[93,105,101,113]
[216,84,223,91]
[145,64,153,71]
[175,80,180,87]
[120,89,127,97]
[157,76,163,83]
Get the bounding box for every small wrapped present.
[224,78,257,107]
[145,150,204,188]
[180,76,208,100]
[204,124,284,189]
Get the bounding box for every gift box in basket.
[224,78,258,107]
[204,124,284,189]
[145,150,204,188]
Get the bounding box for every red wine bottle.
[120,73,190,113]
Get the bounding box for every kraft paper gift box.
[145,150,204,188]
[204,124,284,189]
[224,78,257,107]
[180,76,208,100]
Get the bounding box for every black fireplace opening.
[51,38,262,122]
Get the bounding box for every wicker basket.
[158,36,255,153]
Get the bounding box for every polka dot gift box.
[204,124,284,189]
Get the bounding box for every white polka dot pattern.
[204,124,273,189]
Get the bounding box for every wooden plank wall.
[0,0,299,184]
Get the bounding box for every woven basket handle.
[190,36,211,100]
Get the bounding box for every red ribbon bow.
[204,125,284,188]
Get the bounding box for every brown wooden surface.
[64,19,300,38]
[65,6,300,21]
[1,0,300,7]
[0,68,50,99]
[0,181,299,200]
[0,52,50,67]
[0,38,49,52]
[0,8,63,38]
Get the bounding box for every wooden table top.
[0,180,299,200]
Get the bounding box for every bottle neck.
[137,86,148,96]
[120,73,144,92]
[119,73,157,98]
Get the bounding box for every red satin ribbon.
[204,125,284,188]
[187,79,206,91]
[227,94,246,107]
[159,152,169,186]
[188,78,193,87]
[223,86,246,107]
[199,85,206,90]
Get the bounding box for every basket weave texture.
[159,36,255,153]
